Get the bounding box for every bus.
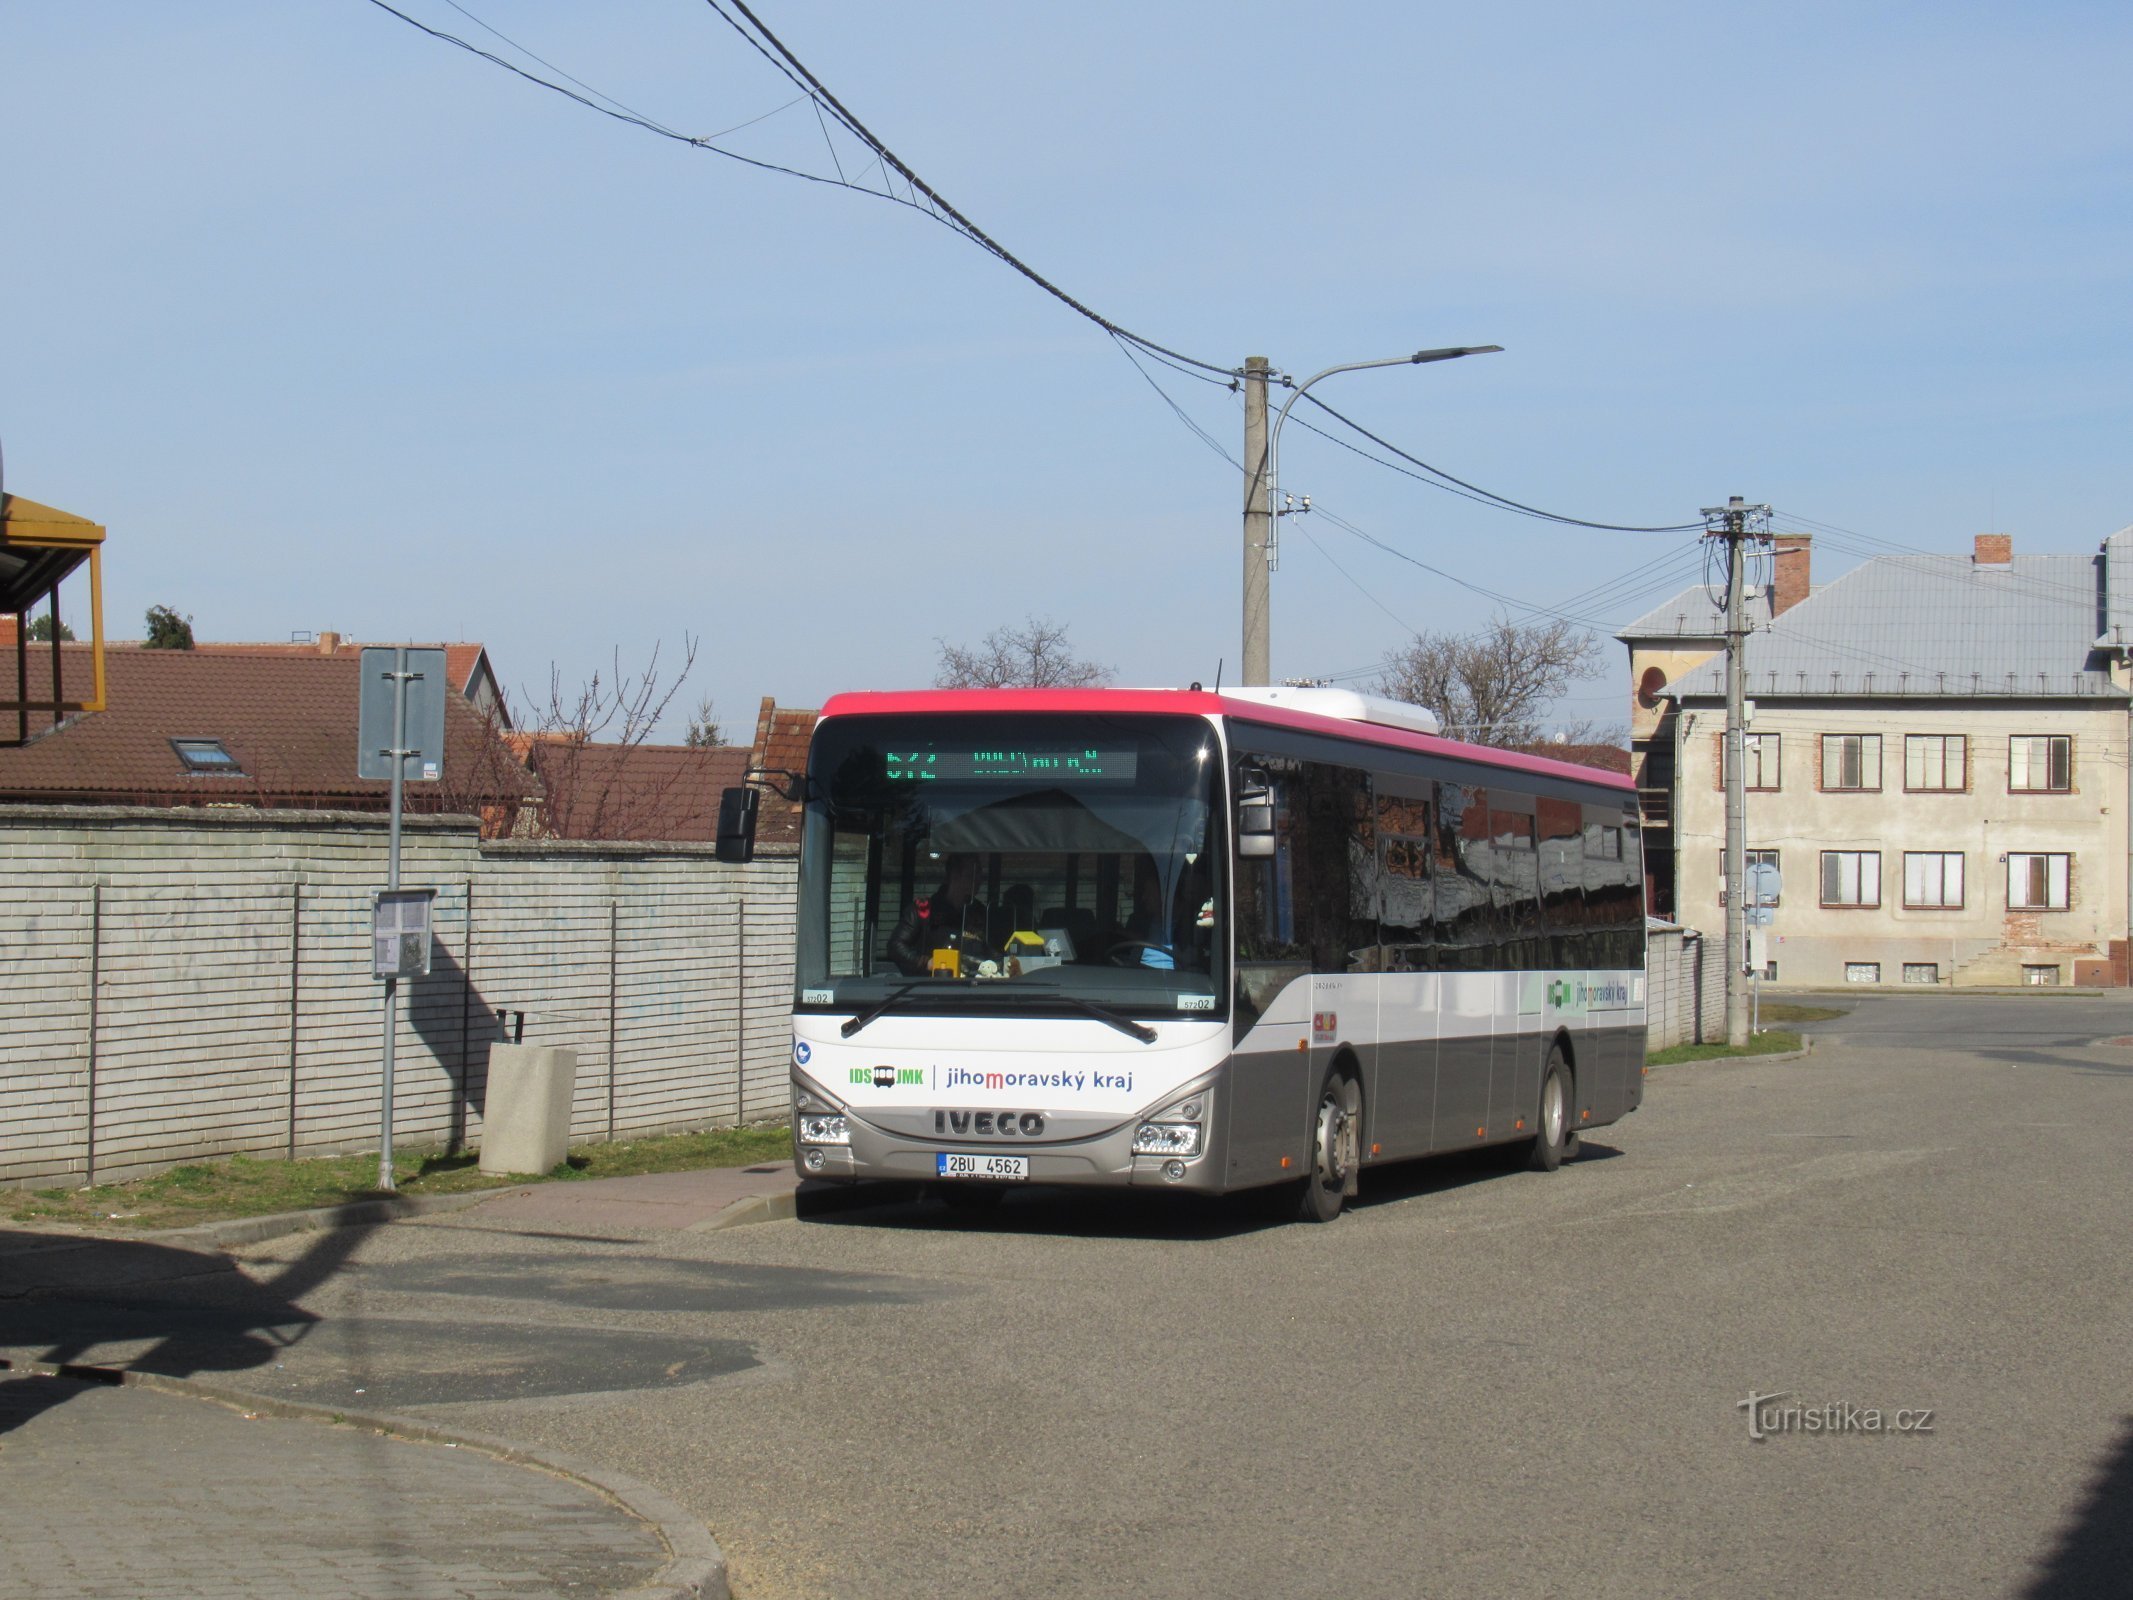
[734,684,1645,1221]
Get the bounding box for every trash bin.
[479,1044,578,1176]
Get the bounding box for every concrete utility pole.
[1241,356,1271,686]
[1702,496,1772,1047]
[1239,345,1499,688]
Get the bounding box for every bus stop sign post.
[359,647,447,1192]
[1744,862,1781,1037]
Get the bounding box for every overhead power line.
[1295,392,1706,533]
[363,0,1239,382]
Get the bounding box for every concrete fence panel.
[0,808,797,1186]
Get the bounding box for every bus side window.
[1375,784,1435,971]
[1433,782,1491,970]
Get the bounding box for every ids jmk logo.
[852,1066,926,1088]
[1547,980,1573,1008]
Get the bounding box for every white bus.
[733,685,1645,1221]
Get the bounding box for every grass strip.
[1646,1030,1803,1066]
[1754,1002,1847,1023]
[5,1123,793,1231]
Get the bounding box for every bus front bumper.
[793,1107,1229,1193]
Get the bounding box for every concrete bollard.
[479,1044,578,1176]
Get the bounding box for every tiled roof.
[0,647,538,808]
[1666,550,2125,701]
[517,738,751,842]
[174,640,492,699]
[749,698,819,846]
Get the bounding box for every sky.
[6,1,2130,744]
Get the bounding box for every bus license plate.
[936,1153,1028,1181]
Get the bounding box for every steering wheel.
[1105,940,1177,967]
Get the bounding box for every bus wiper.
[839,980,967,1038]
[1048,992,1158,1044]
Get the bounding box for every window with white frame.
[1845,962,1881,983]
[2007,852,2071,911]
[1820,850,1881,907]
[2008,735,2072,793]
[1903,734,1966,792]
[1721,732,1781,791]
[1718,847,1781,907]
[1821,733,1882,791]
[1902,851,1965,909]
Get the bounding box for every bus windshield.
[796,713,1226,1019]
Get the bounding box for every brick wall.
[0,807,797,1186]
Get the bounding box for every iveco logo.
[933,1109,1046,1138]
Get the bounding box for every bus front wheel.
[1296,1071,1361,1223]
[1525,1049,1572,1172]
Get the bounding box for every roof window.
[172,738,244,776]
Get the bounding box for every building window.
[1904,734,1966,792]
[171,738,244,776]
[2007,852,2071,911]
[1902,852,1965,910]
[1821,733,1882,791]
[1845,962,1881,984]
[2023,964,2061,986]
[1902,963,1939,984]
[2008,735,2072,793]
[1722,733,1781,791]
[1821,850,1881,908]
[1719,848,1781,907]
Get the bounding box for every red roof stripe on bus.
[813,689,1636,792]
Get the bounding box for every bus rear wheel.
[1296,1071,1361,1223]
[1524,1049,1571,1172]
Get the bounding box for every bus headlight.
[1132,1121,1201,1157]
[798,1113,850,1146]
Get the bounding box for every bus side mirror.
[1237,781,1276,859]
[715,786,759,863]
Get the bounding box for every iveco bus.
[728,685,1645,1221]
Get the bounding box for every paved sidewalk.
[466,1161,802,1233]
[0,1370,668,1600]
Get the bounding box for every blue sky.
[6,2,2129,740]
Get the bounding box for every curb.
[1646,1036,1815,1072]
[3,1358,727,1600]
[154,1187,523,1250]
[684,1189,797,1232]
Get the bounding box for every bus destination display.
[884,747,1138,783]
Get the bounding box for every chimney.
[1772,534,1812,616]
[315,630,341,654]
[1973,534,2012,566]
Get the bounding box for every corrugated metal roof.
[1666,550,2123,701]
[1619,584,1775,639]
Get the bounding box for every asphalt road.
[21,991,2133,1599]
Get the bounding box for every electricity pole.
[1242,356,1271,686]
[1239,344,1498,689]
[1701,495,1772,1048]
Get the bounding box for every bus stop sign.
[357,647,448,782]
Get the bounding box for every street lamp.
[1243,344,1502,684]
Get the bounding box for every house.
[178,631,509,725]
[1620,530,2133,987]
[0,646,538,825]
[509,735,751,842]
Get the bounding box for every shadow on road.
[2023,1415,2133,1599]
[797,1141,1625,1240]
[0,1223,371,1435]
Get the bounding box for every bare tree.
[683,695,728,748]
[1375,615,1604,748]
[934,615,1112,689]
[514,637,708,840]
